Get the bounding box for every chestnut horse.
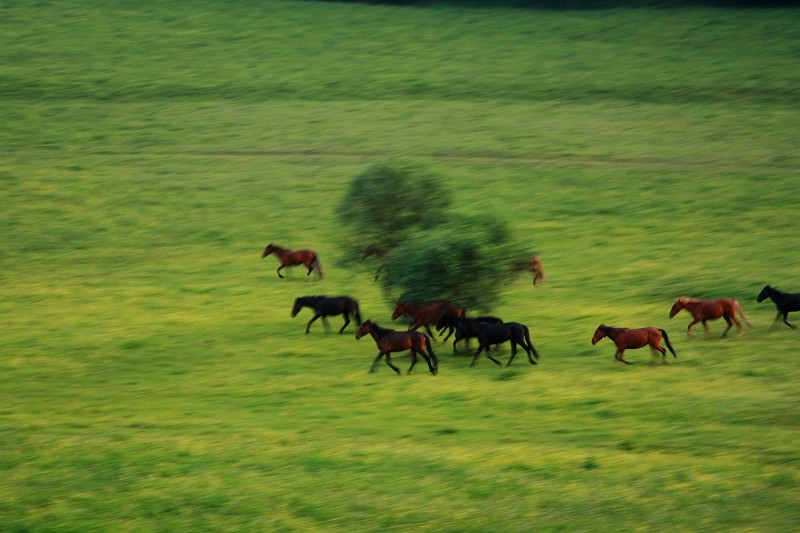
[669,297,751,338]
[356,320,438,375]
[391,300,464,340]
[529,256,547,286]
[262,243,323,280]
[757,285,800,329]
[591,324,676,365]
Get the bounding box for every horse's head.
[362,244,384,260]
[669,298,686,318]
[290,297,307,317]
[262,243,275,258]
[355,320,373,340]
[756,285,772,303]
[391,303,407,320]
[591,324,608,345]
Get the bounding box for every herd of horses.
[262,243,799,374]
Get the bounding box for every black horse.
[451,316,504,352]
[291,296,362,334]
[470,321,540,367]
[757,285,800,329]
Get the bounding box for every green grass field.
[2,1,799,530]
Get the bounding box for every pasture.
[1,0,799,530]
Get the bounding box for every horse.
[392,300,464,340]
[451,316,504,352]
[361,244,389,281]
[591,324,676,365]
[291,296,361,334]
[355,320,438,375]
[669,296,752,338]
[469,321,539,368]
[262,243,323,280]
[757,285,800,329]
[529,256,547,286]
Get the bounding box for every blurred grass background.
[1,0,798,530]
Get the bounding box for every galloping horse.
[451,316,504,352]
[529,256,547,286]
[291,296,361,334]
[757,285,800,329]
[262,243,323,280]
[361,244,389,281]
[591,324,676,365]
[669,296,752,338]
[469,321,539,368]
[355,320,438,375]
[392,300,464,340]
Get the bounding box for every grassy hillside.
[1,1,798,530]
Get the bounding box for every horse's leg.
[424,323,436,339]
[420,351,436,375]
[370,352,385,373]
[406,350,418,374]
[733,316,744,335]
[651,343,667,364]
[470,345,486,367]
[277,265,286,279]
[441,327,454,342]
[783,312,797,328]
[505,343,518,367]
[384,353,402,375]
[338,313,350,334]
[616,348,632,365]
[686,318,700,336]
[486,349,503,366]
[321,316,332,333]
[702,320,712,338]
[720,316,733,338]
[305,314,321,334]
[304,263,313,281]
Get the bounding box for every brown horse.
[262,243,323,280]
[361,244,389,281]
[591,324,676,365]
[529,256,547,286]
[355,320,438,375]
[669,297,751,338]
[391,300,464,340]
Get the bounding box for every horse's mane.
[368,321,395,335]
[677,296,699,303]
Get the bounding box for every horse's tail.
[353,300,362,326]
[524,326,540,360]
[659,329,677,358]
[312,254,324,279]
[734,300,753,327]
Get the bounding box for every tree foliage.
[337,161,452,251]
[339,162,529,312]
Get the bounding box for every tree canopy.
[338,162,531,312]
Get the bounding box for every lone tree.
[338,161,528,312]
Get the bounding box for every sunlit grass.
[1,0,799,530]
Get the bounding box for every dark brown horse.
[291,296,361,334]
[591,324,676,365]
[391,300,464,340]
[262,243,323,280]
[355,320,438,375]
[669,297,751,338]
[361,244,389,281]
[757,285,800,329]
[529,256,547,286]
